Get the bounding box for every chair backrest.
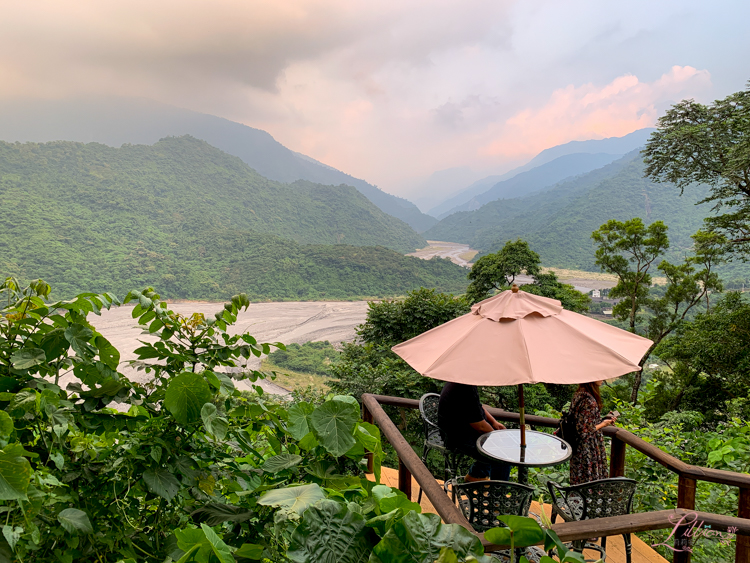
[452,479,535,532]
[549,477,637,521]
[419,393,441,432]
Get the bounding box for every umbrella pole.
[518,384,526,448]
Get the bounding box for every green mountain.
[427,128,654,218]
[0,137,465,299]
[0,97,437,232]
[424,152,733,272]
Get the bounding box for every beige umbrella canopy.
[392,285,653,446]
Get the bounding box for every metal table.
[476,429,572,484]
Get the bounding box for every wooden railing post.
[610,436,626,478]
[674,475,697,563]
[736,488,750,563]
[362,403,374,474]
[398,456,412,500]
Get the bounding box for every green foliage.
[0,137,476,301]
[466,240,541,303]
[330,288,470,401]
[653,292,750,422]
[643,83,750,253]
[267,341,337,376]
[609,391,750,563]
[357,287,471,348]
[592,218,669,331]
[0,278,498,562]
[466,240,589,311]
[591,220,725,402]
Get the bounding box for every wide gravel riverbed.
[86,301,369,396]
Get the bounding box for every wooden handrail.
[362,393,750,561]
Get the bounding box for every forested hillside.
[0,136,473,300]
[0,97,437,232]
[0,136,424,251]
[7,228,467,300]
[424,153,734,272]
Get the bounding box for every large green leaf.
[95,335,120,370]
[234,543,264,560]
[64,324,95,357]
[287,499,374,563]
[40,329,70,362]
[310,400,359,457]
[8,389,39,414]
[191,502,255,526]
[57,508,93,534]
[0,412,13,438]
[370,512,490,563]
[371,485,421,515]
[143,468,181,501]
[201,403,228,440]
[484,516,546,549]
[165,372,212,426]
[257,484,325,515]
[10,349,46,370]
[287,402,314,440]
[0,445,31,500]
[263,453,302,474]
[2,525,22,552]
[201,523,234,563]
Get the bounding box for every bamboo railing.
[361,393,750,563]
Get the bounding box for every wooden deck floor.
[368,467,668,563]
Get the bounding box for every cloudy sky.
[1,0,748,203]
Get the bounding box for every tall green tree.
[466,240,541,303]
[467,239,590,312]
[592,220,725,403]
[642,83,750,251]
[592,218,669,332]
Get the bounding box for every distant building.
[603,309,613,315]
[591,289,601,298]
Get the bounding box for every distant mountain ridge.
[443,152,625,215]
[423,151,747,276]
[427,128,656,218]
[0,96,437,232]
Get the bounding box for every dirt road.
[88,301,369,396]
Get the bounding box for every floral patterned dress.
[569,387,608,485]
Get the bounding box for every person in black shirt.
[437,382,511,481]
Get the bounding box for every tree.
[521,271,591,314]
[466,240,541,303]
[592,218,669,332]
[654,291,750,422]
[642,83,750,251]
[592,220,724,403]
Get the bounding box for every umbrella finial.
[511,284,519,293]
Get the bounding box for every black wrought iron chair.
[417,393,464,502]
[547,477,637,563]
[445,478,544,563]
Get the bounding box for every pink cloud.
[480,66,712,159]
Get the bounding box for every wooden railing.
[361,393,750,563]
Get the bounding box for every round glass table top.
[476,429,572,467]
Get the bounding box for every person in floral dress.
[569,381,617,485]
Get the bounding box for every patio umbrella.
[391,285,653,448]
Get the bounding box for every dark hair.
[579,382,602,409]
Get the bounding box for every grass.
[541,266,668,286]
[458,250,478,262]
[261,358,331,392]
